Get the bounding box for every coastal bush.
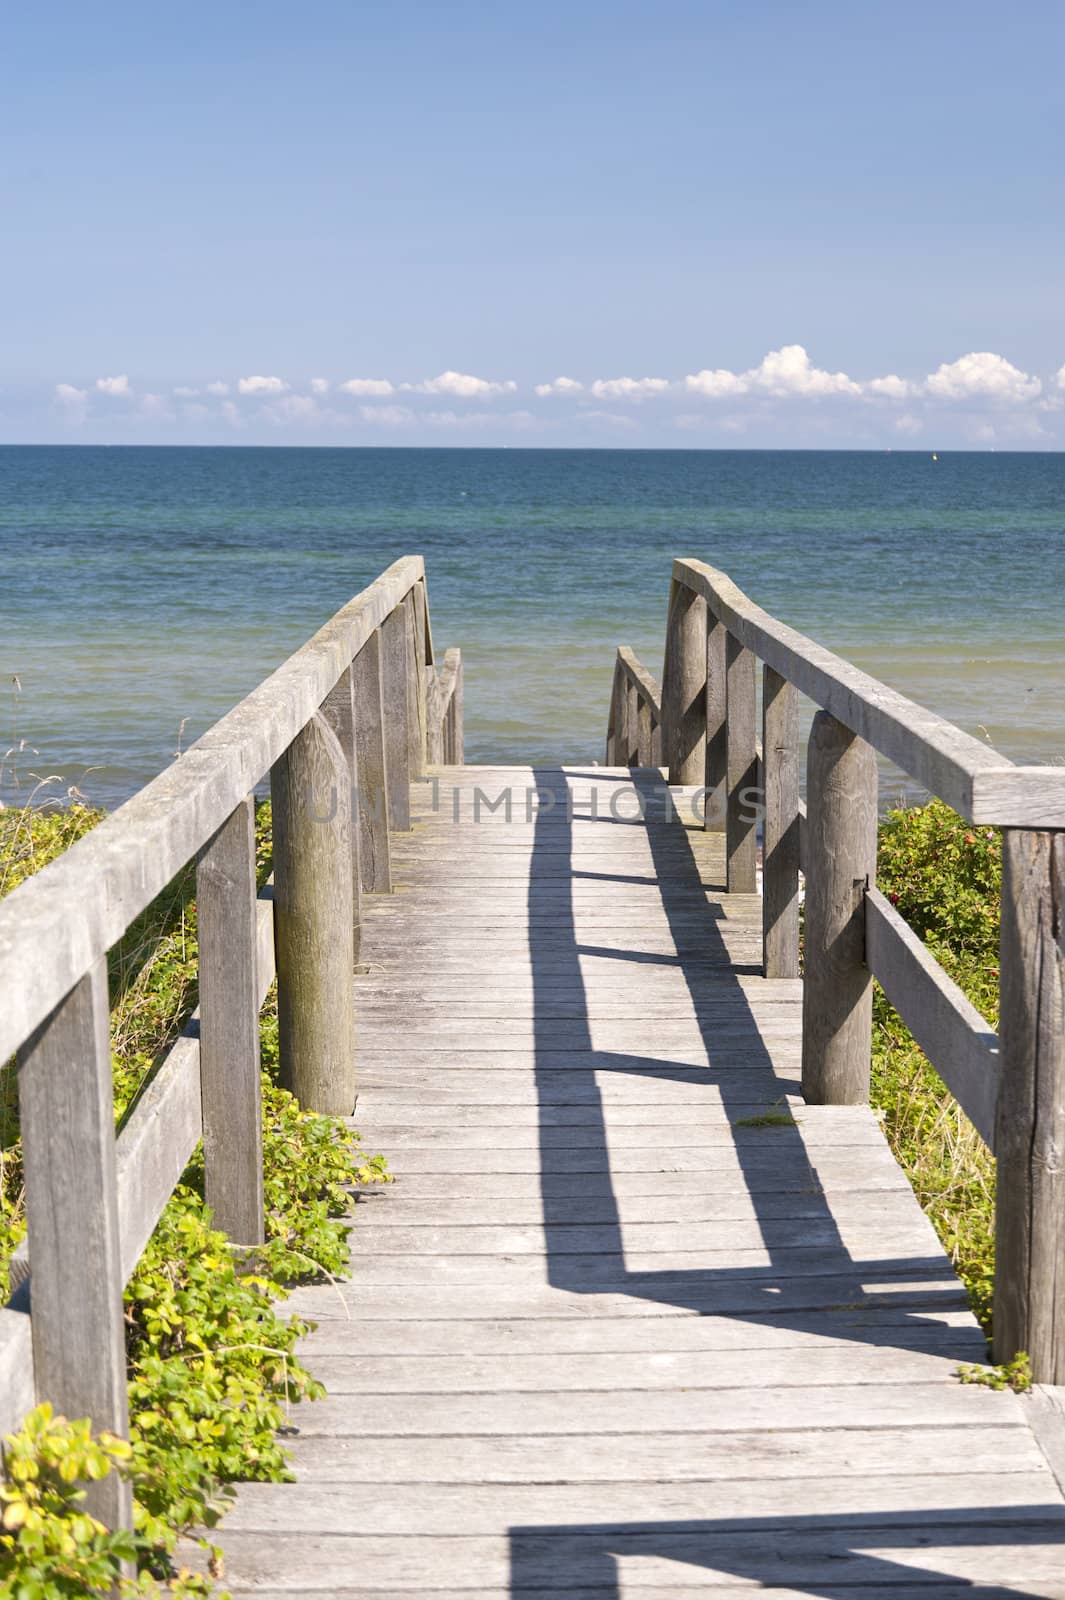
[0,796,385,1594]
[872,800,1001,1334]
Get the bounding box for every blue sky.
[3,0,1062,446]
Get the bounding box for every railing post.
[320,664,363,964]
[271,712,357,1114]
[627,680,639,767]
[613,671,630,766]
[725,633,758,893]
[406,587,427,780]
[352,631,392,893]
[451,651,464,764]
[380,602,412,831]
[762,665,800,978]
[636,690,653,767]
[426,667,445,766]
[704,615,727,831]
[197,794,265,1244]
[993,829,1065,1380]
[661,579,707,785]
[606,661,622,764]
[802,711,878,1103]
[18,956,132,1533]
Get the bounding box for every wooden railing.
[606,649,663,769]
[609,557,1065,1381]
[0,556,462,1526]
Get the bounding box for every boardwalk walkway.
[214,767,1065,1596]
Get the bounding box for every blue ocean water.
[0,446,1062,810]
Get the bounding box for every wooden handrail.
[620,556,1064,1380]
[0,555,427,1066]
[0,556,461,1524]
[606,648,662,768]
[673,556,1065,827]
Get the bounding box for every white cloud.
[685,368,748,398]
[425,408,537,431]
[173,385,199,399]
[309,377,330,395]
[750,345,860,398]
[55,382,87,405]
[96,374,131,396]
[580,408,639,429]
[206,380,229,396]
[589,376,669,401]
[237,374,288,395]
[685,345,860,401]
[534,376,584,397]
[924,351,1040,403]
[359,404,415,426]
[339,377,395,397]
[865,374,913,400]
[405,370,517,398]
[1056,364,1065,392]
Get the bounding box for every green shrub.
[873,800,1001,1334]
[0,798,385,1594]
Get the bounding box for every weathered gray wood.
[661,577,706,785]
[403,590,424,781]
[352,630,391,893]
[725,632,758,894]
[425,665,444,765]
[994,829,1065,1380]
[0,1311,33,1440]
[410,581,429,776]
[0,554,424,1067]
[17,957,132,1532]
[271,714,357,1114]
[865,885,999,1147]
[320,664,363,962]
[115,1035,201,1278]
[451,651,464,764]
[704,614,727,831]
[379,604,412,831]
[762,665,800,978]
[626,679,640,766]
[673,556,1065,826]
[605,659,622,764]
[196,795,265,1244]
[802,712,878,1104]
[616,647,662,722]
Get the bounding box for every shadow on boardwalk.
[518,765,1064,1596]
[529,764,964,1346]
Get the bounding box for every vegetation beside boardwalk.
[0,788,1005,1594]
[872,801,1000,1335]
[0,797,387,1598]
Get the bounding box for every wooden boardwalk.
[212,766,1065,1597]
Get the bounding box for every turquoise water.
[0,446,1062,810]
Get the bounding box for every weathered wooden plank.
[352,629,392,893]
[865,885,999,1148]
[0,555,424,1066]
[762,665,800,978]
[196,795,264,1244]
[281,1419,1038,1482]
[379,603,412,831]
[17,957,131,1531]
[704,614,727,831]
[802,712,878,1105]
[255,1379,1017,1436]
[271,713,356,1114]
[114,1034,202,1279]
[409,580,428,777]
[994,829,1065,1380]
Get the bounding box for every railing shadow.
[508,1507,1065,1595]
[529,762,981,1356]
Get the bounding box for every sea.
[0,446,1062,811]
